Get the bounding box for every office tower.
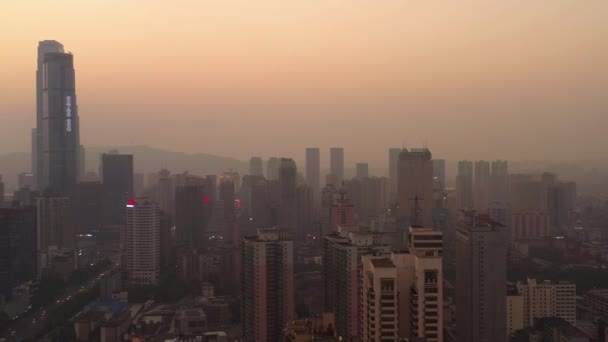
[323,230,391,342]
[397,148,434,227]
[38,43,81,195]
[474,160,491,211]
[305,148,321,215]
[320,184,338,234]
[388,147,401,202]
[175,177,207,247]
[266,157,280,180]
[249,157,263,177]
[100,152,134,225]
[79,145,86,181]
[74,181,103,235]
[490,160,509,202]
[516,278,576,327]
[278,158,297,233]
[456,160,474,209]
[432,159,446,191]
[31,128,37,188]
[18,172,34,189]
[242,228,294,342]
[329,147,344,187]
[133,173,144,197]
[35,40,65,191]
[456,210,508,342]
[0,207,38,296]
[0,176,4,207]
[125,198,161,285]
[331,190,355,232]
[355,162,369,179]
[361,225,443,342]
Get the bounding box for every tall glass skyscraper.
[36,41,80,195]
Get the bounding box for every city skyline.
[1,1,608,161]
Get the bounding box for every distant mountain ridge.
[0,145,247,192]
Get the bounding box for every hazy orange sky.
[1,1,607,164]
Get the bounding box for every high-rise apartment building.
[305,147,321,193]
[397,148,434,228]
[490,160,509,202]
[331,190,355,232]
[456,161,474,210]
[279,158,297,233]
[249,157,263,177]
[361,225,444,342]
[456,210,508,342]
[506,285,525,338]
[37,41,80,195]
[323,230,391,342]
[242,228,294,342]
[100,152,134,225]
[474,160,491,211]
[320,183,338,234]
[330,147,344,187]
[305,148,321,219]
[511,211,551,240]
[388,148,401,203]
[356,163,369,179]
[516,278,576,326]
[125,198,161,285]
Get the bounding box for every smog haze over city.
[1,1,608,342]
[2,1,608,163]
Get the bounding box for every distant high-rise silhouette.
[474,160,491,211]
[388,147,401,202]
[305,148,320,214]
[266,157,280,180]
[175,176,207,247]
[456,160,474,209]
[397,148,434,228]
[36,41,80,195]
[249,157,263,177]
[100,152,134,225]
[278,158,297,233]
[329,147,344,187]
[355,162,369,179]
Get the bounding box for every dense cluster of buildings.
[0,40,601,342]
